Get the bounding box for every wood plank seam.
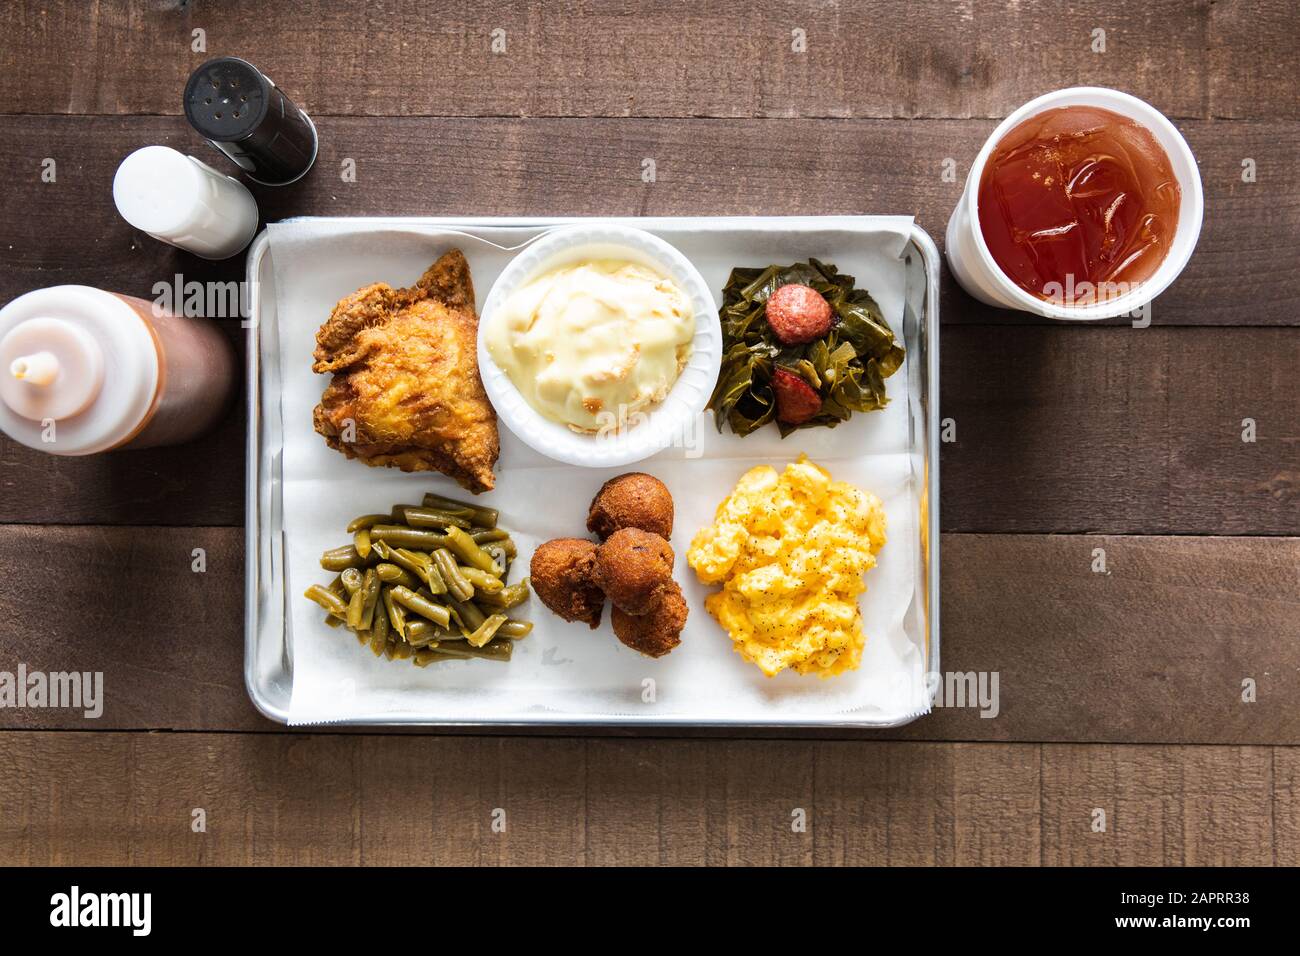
[1,734,1292,865]
[2,116,1295,329]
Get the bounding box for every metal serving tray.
[244,217,940,728]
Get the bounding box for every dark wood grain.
[0,0,1296,870]
[811,740,1042,865]
[1209,0,1300,120]
[0,385,245,527]
[580,739,732,865]
[361,736,589,865]
[939,326,1300,536]
[1,526,1295,743]
[0,526,247,729]
[1276,747,1300,866]
[0,732,1286,865]
[1,324,1293,532]
[0,0,1228,120]
[916,534,1300,745]
[1041,744,1277,865]
[1,115,1296,327]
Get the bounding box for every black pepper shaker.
[183,57,318,186]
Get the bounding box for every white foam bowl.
[945,86,1204,320]
[477,224,721,468]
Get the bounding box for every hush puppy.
[611,581,688,658]
[595,528,675,616]
[587,472,674,541]
[529,537,605,629]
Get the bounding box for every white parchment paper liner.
[265,217,929,726]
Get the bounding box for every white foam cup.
[945,87,1204,320]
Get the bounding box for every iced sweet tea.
[977,105,1181,304]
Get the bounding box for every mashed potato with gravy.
[485,260,693,433]
[686,456,886,677]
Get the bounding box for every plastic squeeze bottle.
[0,286,235,454]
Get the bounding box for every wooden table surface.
[0,0,1296,866]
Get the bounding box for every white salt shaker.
[113,145,260,260]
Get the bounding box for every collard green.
[708,259,904,436]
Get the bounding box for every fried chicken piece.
[312,250,499,493]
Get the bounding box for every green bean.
[346,514,391,533]
[382,545,429,581]
[465,613,509,648]
[375,562,419,588]
[496,619,533,639]
[389,585,452,628]
[432,637,513,662]
[424,493,498,528]
[358,568,380,630]
[444,526,501,575]
[482,543,510,577]
[405,618,453,648]
[446,594,486,632]
[311,496,526,667]
[369,593,390,655]
[383,587,407,640]
[320,545,365,571]
[421,505,476,524]
[414,497,475,523]
[345,585,365,629]
[382,546,436,596]
[470,530,515,565]
[398,506,473,530]
[413,648,457,667]
[421,559,448,596]
[369,525,449,550]
[459,566,504,593]
[431,548,474,602]
[395,548,447,596]
[475,577,531,610]
[305,585,349,619]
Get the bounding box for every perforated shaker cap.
[183,57,318,186]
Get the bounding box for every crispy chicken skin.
[312,250,499,493]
